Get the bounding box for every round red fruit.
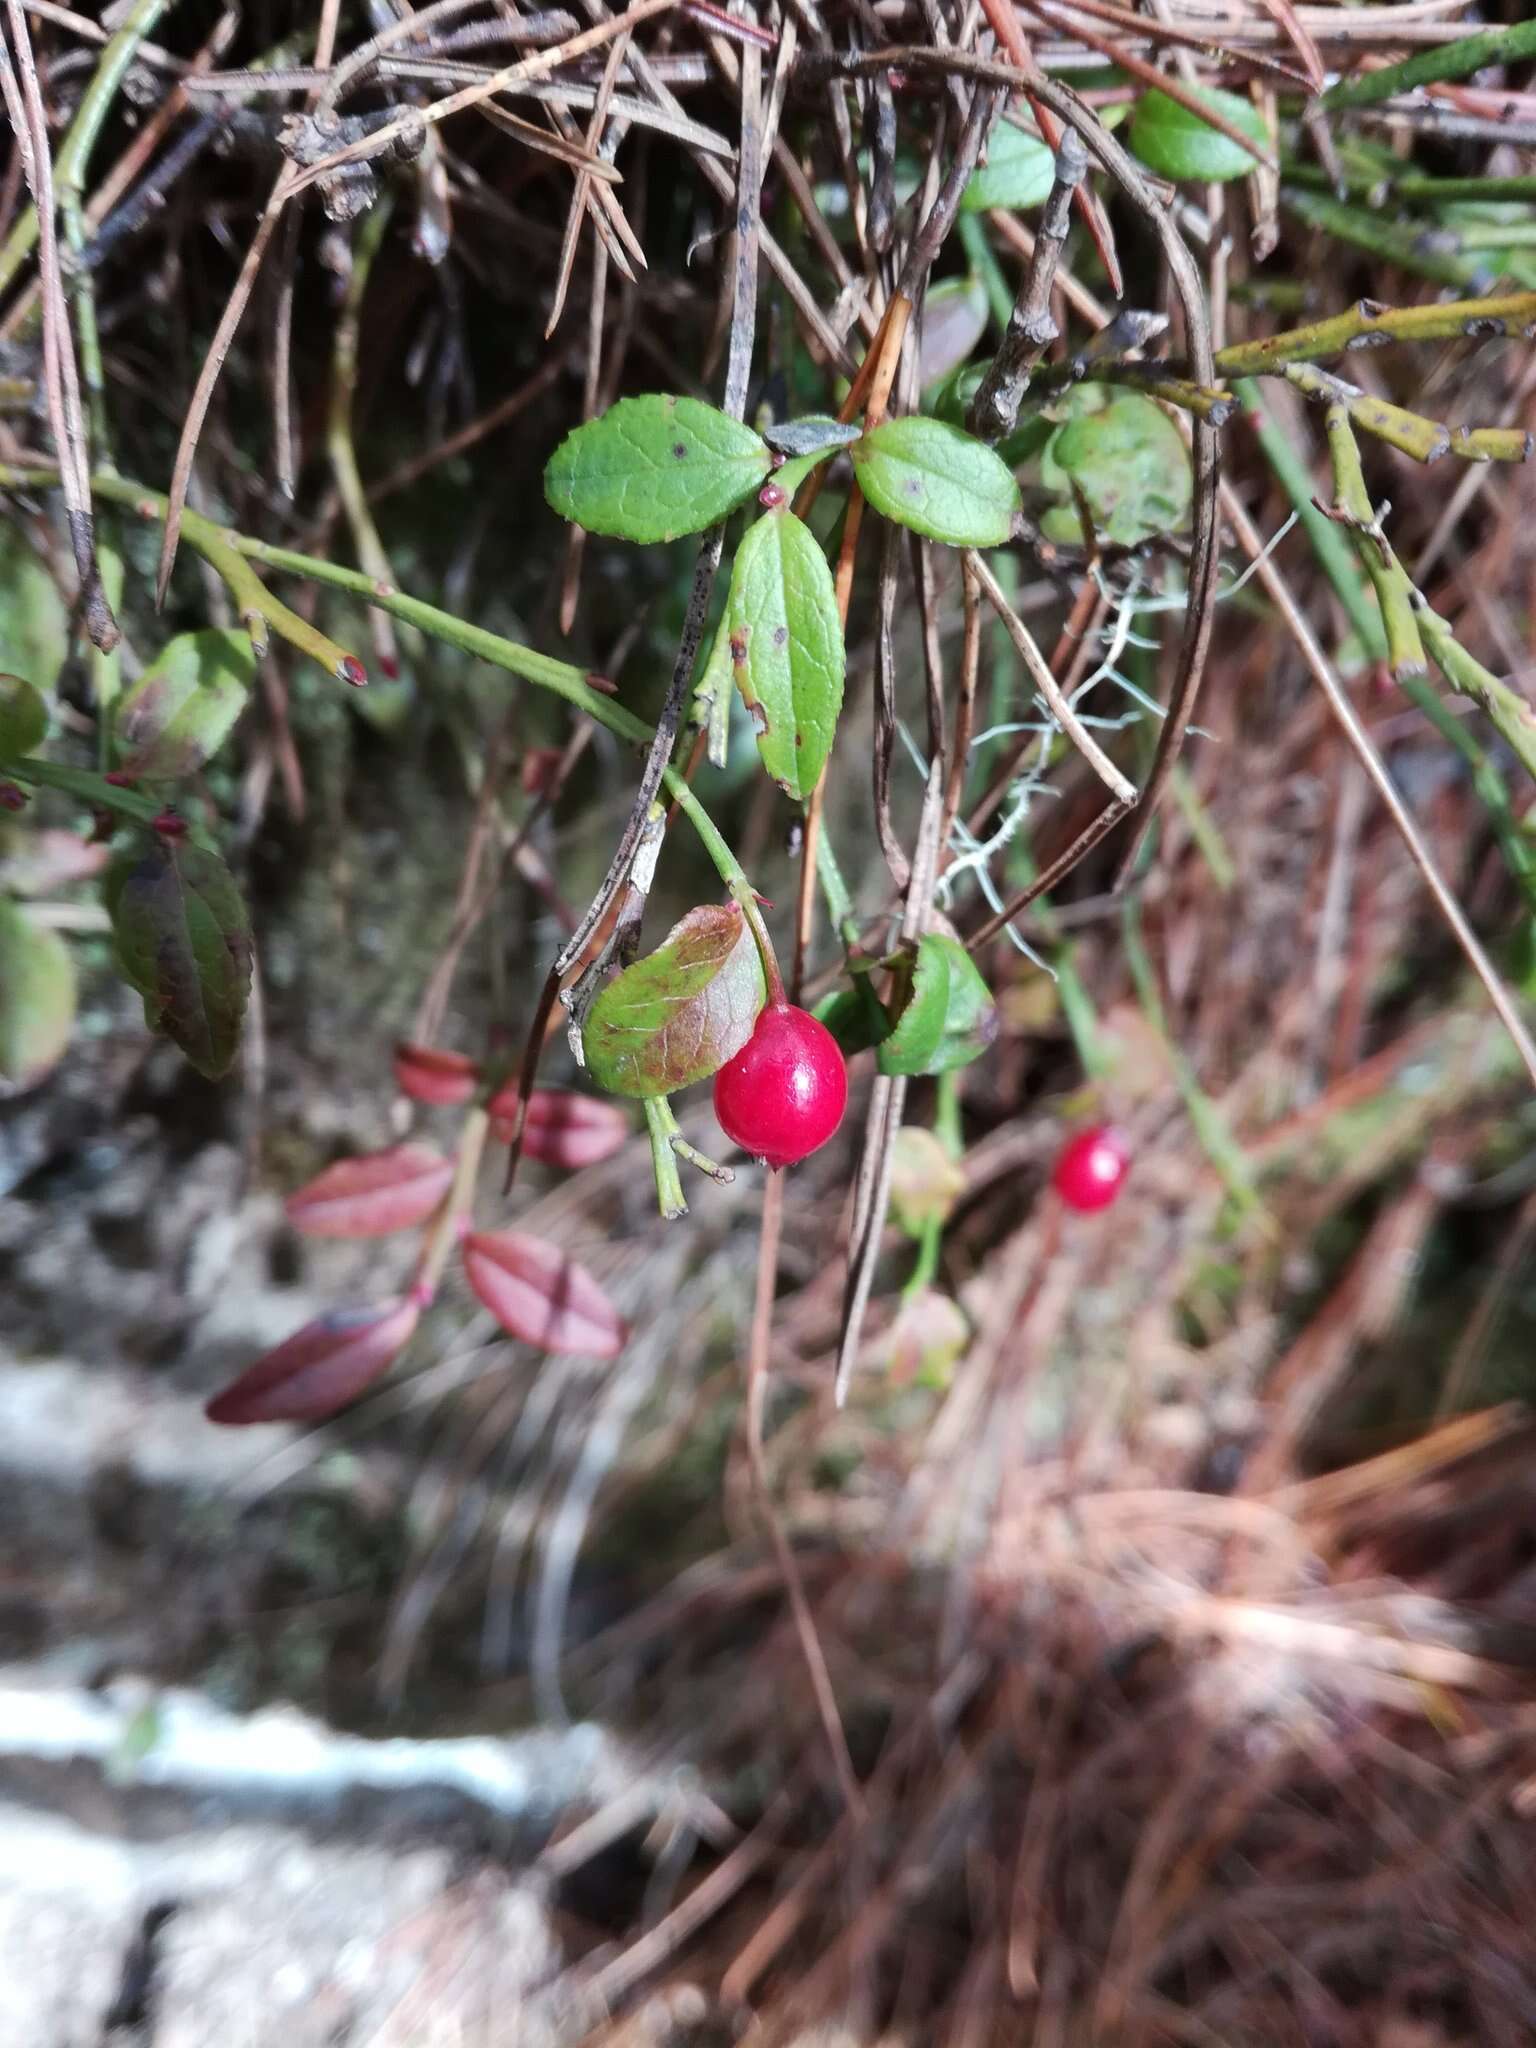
[1052,1124,1131,1213]
[713,1002,847,1169]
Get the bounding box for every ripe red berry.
[1052,1123,1131,1213]
[713,1002,848,1169]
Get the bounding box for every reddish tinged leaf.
[488,1086,630,1168]
[393,1041,481,1106]
[462,1230,626,1357]
[205,1298,420,1425]
[115,629,253,779]
[284,1143,454,1238]
[105,836,252,1079]
[583,902,766,1099]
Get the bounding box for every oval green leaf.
[852,417,1021,548]
[107,836,253,1079]
[762,416,862,459]
[815,982,891,1057]
[116,629,254,779]
[960,121,1056,213]
[584,902,766,1099]
[878,933,997,1076]
[0,896,76,1091]
[0,672,49,758]
[1128,85,1270,184]
[725,509,845,801]
[0,521,70,691]
[877,935,952,1076]
[1041,389,1191,548]
[926,933,998,1072]
[545,394,773,544]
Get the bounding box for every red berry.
[1052,1124,1131,1213]
[713,1002,847,1169]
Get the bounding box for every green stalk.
[1235,379,1387,662]
[1322,16,1536,112]
[1122,895,1260,1215]
[0,0,176,298]
[1280,188,1489,292]
[0,754,208,841]
[0,464,762,909]
[1216,290,1536,377]
[643,1097,689,1219]
[1243,385,1536,914]
[1322,403,1426,681]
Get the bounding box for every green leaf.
[544,394,773,543]
[107,837,253,1078]
[762,416,861,458]
[691,615,735,770]
[0,520,70,692]
[929,360,988,429]
[584,901,765,1098]
[926,934,998,1072]
[115,629,254,779]
[1040,388,1191,548]
[815,982,891,1056]
[961,120,1057,213]
[0,897,76,1091]
[1128,85,1270,184]
[724,509,845,801]
[852,417,1020,547]
[878,933,997,1077]
[0,672,49,758]
[877,935,953,1076]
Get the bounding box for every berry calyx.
[1052,1123,1131,1213]
[713,1001,848,1169]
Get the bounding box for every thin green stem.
[0,0,176,300]
[643,1096,689,1219]
[1243,383,1536,914]
[0,753,209,842]
[1122,894,1260,1215]
[1216,290,1536,378]
[1279,188,1490,293]
[1283,360,1528,466]
[328,194,413,680]
[1322,15,1536,112]
[1323,402,1426,681]
[1236,379,1387,663]
[0,463,766,910]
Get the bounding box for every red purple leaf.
[205,1298,420,1425]
[462,1230,626,1357]
[393,1041,481,1106]
[284,1142,454,1238]
[488,1086,630,1168]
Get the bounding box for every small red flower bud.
[0,781,28,811]
[521,746,565,799]
[758,482,787,509]
[150,809,188,839]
